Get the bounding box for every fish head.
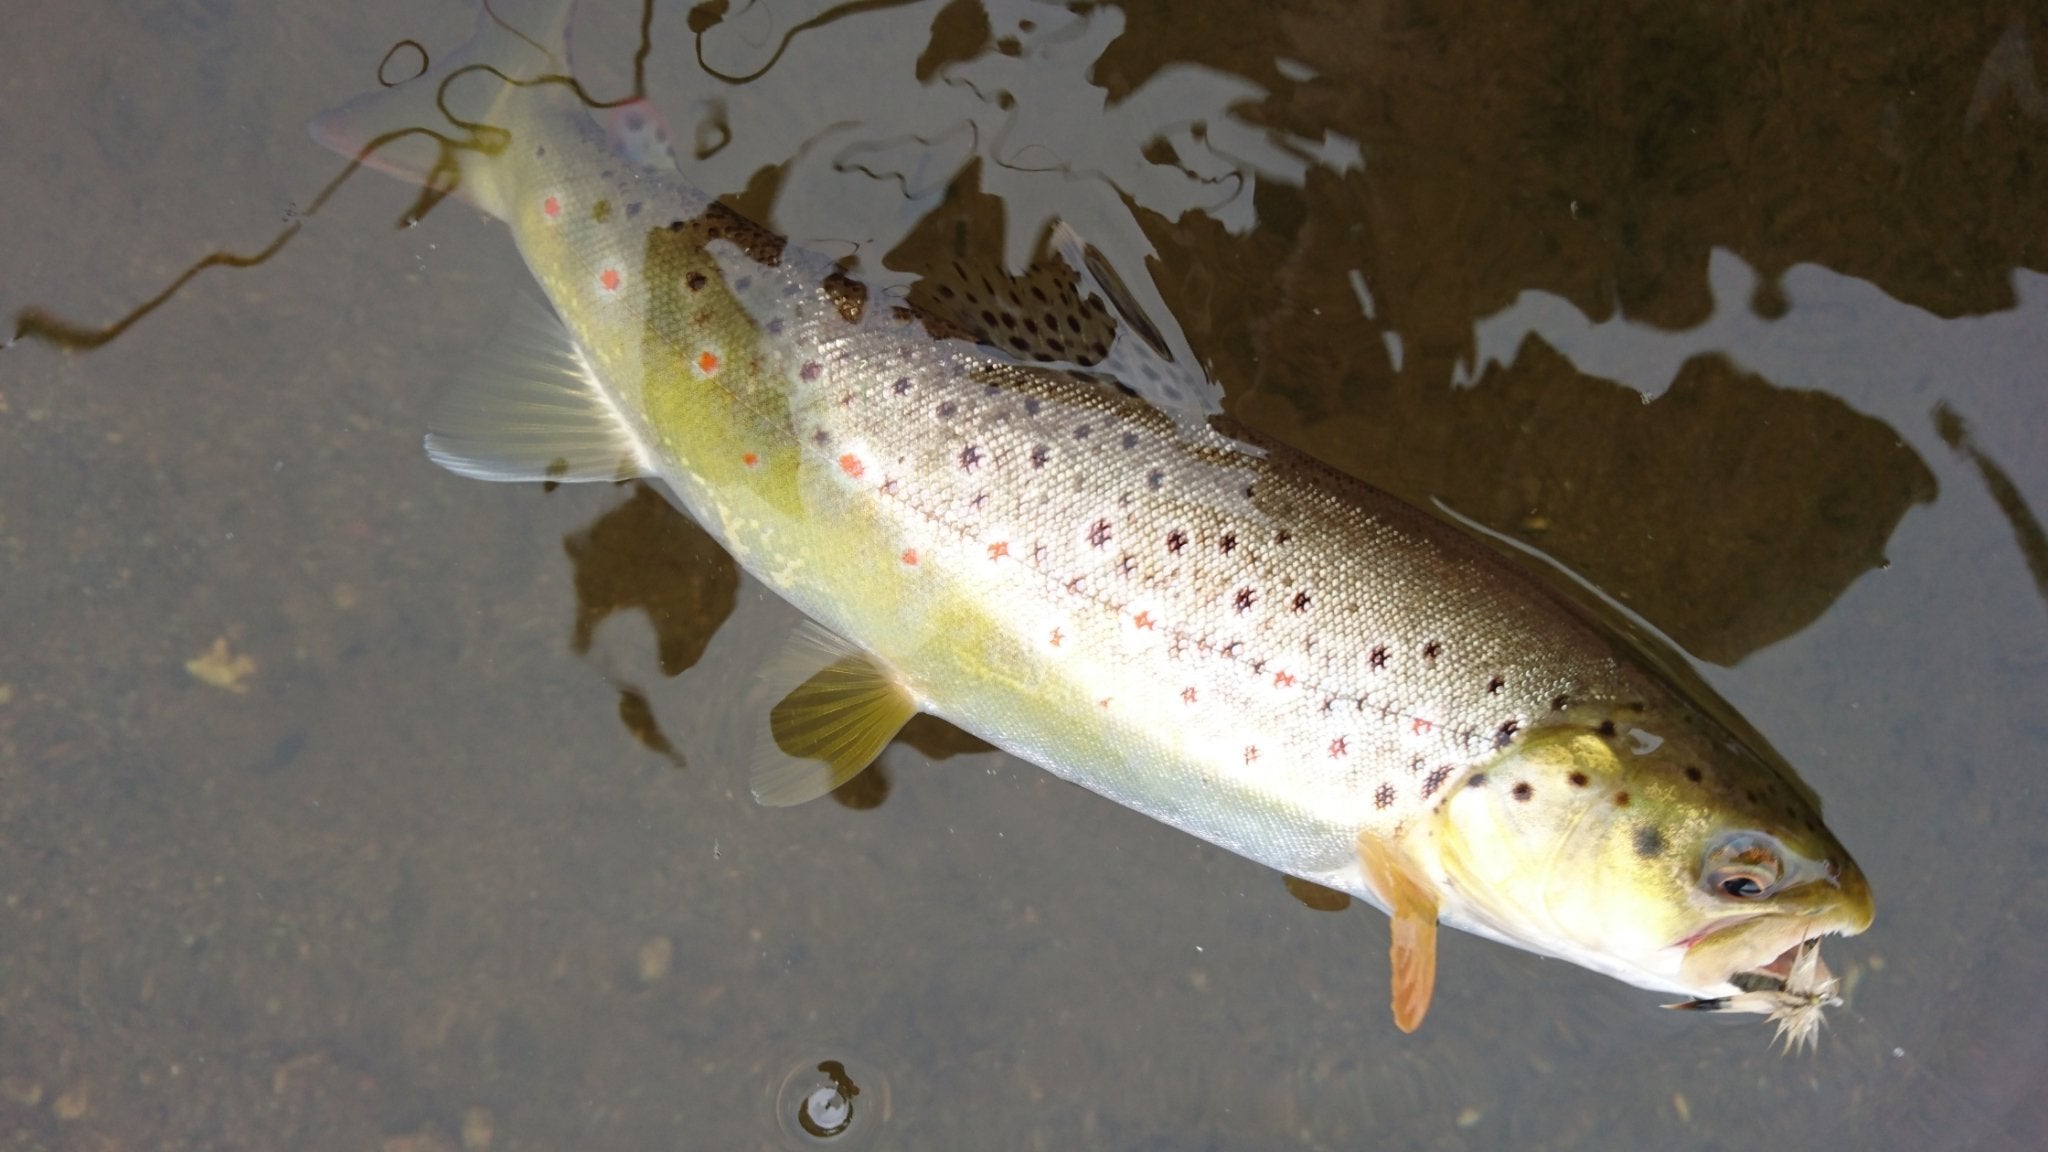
[1428,707,1872,999]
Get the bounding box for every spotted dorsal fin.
[902,248,1123,367]
[1048,222,1223,421]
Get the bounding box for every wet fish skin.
[312,0,1871,1028]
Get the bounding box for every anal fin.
[1358,832,1442,1033]
[751,622,919,807]
[425,293,653,484]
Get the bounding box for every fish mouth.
[1674,907,1867,994]
[1734,939,1814,992]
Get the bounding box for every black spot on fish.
[1374,783,1395,809]
[1024,397,1041,415]
[1684,766,1703,783]
[1422,640,1442,661]
[685,271,707,291]
[1467,773,1488,788]
[1030,445,1050,468]
[959,445,982,471]
[1291,591,1311,612]
[1633,825,1665,858]
[1166,529,1187,553]
[1233,587,1255,613]
[1275,529,1292,545]
[1075,423,1092,439]
[811,430,830,447]
[1422,766,1451,797]
[1493,720,1519,749]
[1597,720,1617,737]
[893,377,913,395]
[1512,781,1534,802]
[1567,771,1588,787]
[1121,432,1139,449]
[1088,519,1112,548]
[1369,645,1389,669]
[1487,675,1505,694]
[1219,532,1236,553]
[626,201,643,218]
[1551,694,1571,711]
[592,199,612,222]
[937,401,957,418]
[1147,469,1165,490]
[1613,791,1631,807]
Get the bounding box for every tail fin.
[307,0,578,221]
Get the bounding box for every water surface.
[2,1,2044,1148]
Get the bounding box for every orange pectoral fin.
[1358,833,1442,1033]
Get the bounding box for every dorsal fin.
[902,248,1123,368]
[1047,222,1222,421]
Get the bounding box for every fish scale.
[314,0,1870,1033]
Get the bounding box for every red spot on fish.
[1132,610,1156,630]
[543,195,561,218]
[987,541,1010,560]
[1049,628,1064,647]
[1329,737,1348,759]
[901,549,919,566]
[599,267,621,292]
[1412,718,1434,736]
[741,452,759,468]
[1273,670,1296,688]
[838,453,864,478]
[1098,697,1112,710]
[1181,686,1197,704]
[698,351,720,373]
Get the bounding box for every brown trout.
[313,0,1871,1032]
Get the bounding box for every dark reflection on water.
[565,480,738,677]
[2,0,2045,1149]
[1937,403,2048,610]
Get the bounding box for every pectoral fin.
[1358,832,1442,1033]
[750,623,919,807]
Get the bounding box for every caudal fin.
[307,0,579,221]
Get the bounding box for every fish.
[310,0,1872,1034]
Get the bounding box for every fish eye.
[1707,868,1773,899]
[1702,833,1785,901]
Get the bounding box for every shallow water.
[2,1,2044,1148]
